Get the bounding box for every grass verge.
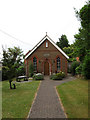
[57,78,88,118]
[2,80,40,118]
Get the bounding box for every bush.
[60,71,65,78]
[71,61,80,76]
[29,63,34,77]
[50,71,65,80]
[50,73,55,79]
[33,73,44,80]
[75,64,82,75]
[53,73,62,80]
[82,55,90,79]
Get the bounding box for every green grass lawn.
[2,80,40,118]
[57,78,88,118]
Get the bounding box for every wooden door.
[44,61,49,75]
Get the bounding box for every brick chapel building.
[25,34,69,76]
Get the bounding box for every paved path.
[28,74,76,118]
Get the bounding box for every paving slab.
[28,74,76,118]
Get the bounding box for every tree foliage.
[2,47,25,80]
[82,54,90,79]
[74,2,90,61]
[56,34,69,49]
[71,61,80,76]
[74,1,90,78]
[63,44,75,61]
[75,64,82,75]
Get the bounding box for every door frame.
[43,59,51,75]
[44,61,49,75]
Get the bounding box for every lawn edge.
[55,86,67,118]
[26,81,42,119]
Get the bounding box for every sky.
[0,0,87,60]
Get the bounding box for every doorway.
[44,61,49,75]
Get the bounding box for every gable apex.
[25,35,69,59]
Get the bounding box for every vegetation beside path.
[2,80,40,118]
[57,78,88,118]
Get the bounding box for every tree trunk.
[9,80,12,89]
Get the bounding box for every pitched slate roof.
[25,35,69,59]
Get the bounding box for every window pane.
[46,42,48,47]
[33,57,37,71]
[57,57,60,71]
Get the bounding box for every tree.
[2,47,24,82]
[74,28,87,61]
[74,1,90,78]
[82,54,90,79]
[63,44,74,61]
[56,34,69,49]
[74,2,90,61]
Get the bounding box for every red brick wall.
[25,39,68,76]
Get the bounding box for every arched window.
[57,57,60,71]
[33,57,37,71]
[46,41,48,47]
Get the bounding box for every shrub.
[75,64,82,75]
[50,73,56,79]
[33,73,44,80]
[50,74,54,79]
[71,61,80,76]
[60,71,65,78]
[82,55,90,79]
[55,73,63,80]
[29,63,34,77]
[50,71,65,80]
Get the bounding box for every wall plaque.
[43,54,50,57]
